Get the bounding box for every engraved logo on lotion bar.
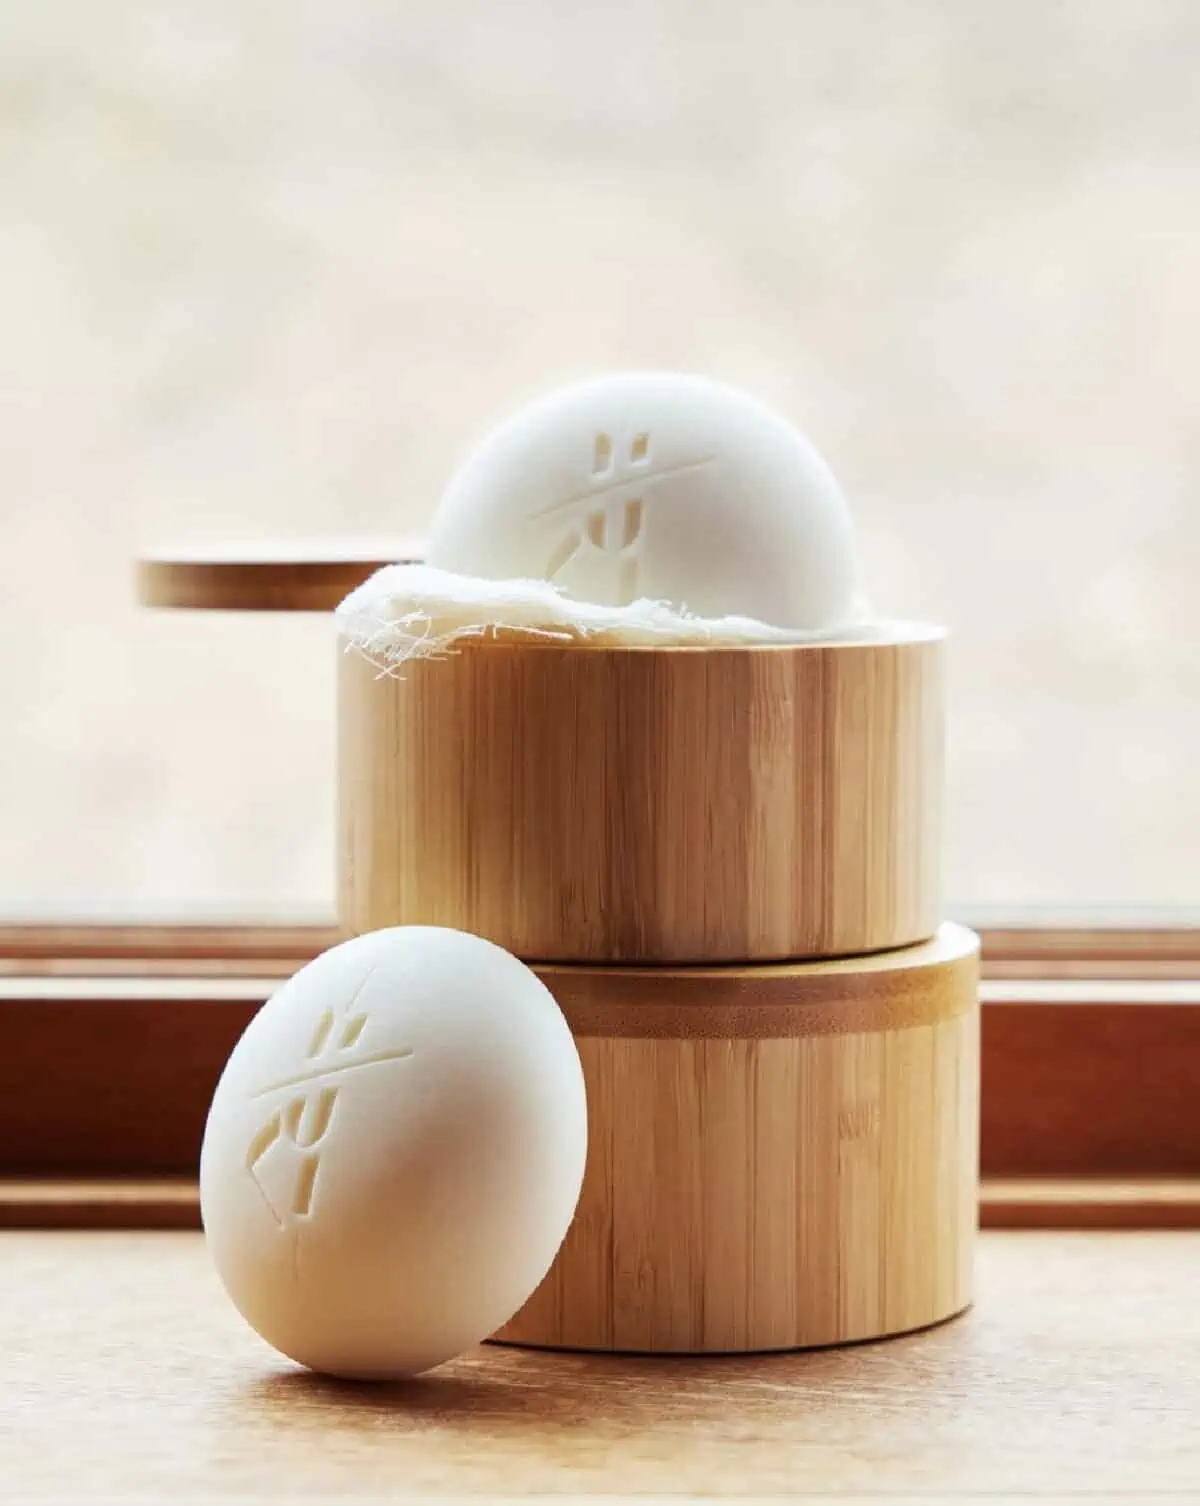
[201,926,587,1378]
[537,428,715,605]
[244,972,413,1226]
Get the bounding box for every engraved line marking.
[302,964,374,1064]
[544,491,645,592]
[286,1086,338,1147]
[250,1047,414,1098]
[252,1173,284,1228]
[544,531,582,579]
[244,1109,284,1226]
[339,1014,367,1049]
[622,496,644,548]
[293,1156,320,1219]
[340,963,378,1020]
[306,1087,337,1143]
[307,1008,334,1058]
[245,1114,281,1168]
[529,455,717,520]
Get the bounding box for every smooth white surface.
[199,927,587,1378]
[426,373,864,632]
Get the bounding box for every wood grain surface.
[338,627,945,963]
[542,924,977,1039]
[499,1013,978,1352]
[979,1178,1200,1229]
[0,1231,1196,1501]
[499,927,979,1351]
[136,540,421,612]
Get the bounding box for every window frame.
[2,919,1198,1231]
[6,916,1198,976]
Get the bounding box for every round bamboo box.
[498,923,979,1353]
[338,625,945,963]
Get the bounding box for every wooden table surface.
[1,1232,1196,1503]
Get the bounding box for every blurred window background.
[1,1,1196,920]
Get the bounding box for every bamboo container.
[338,625,944,964]
[498,923,980,1353]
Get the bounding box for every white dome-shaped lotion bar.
[426,372,861,632]
[199,926,587,1378]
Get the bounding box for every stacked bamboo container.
[337,623,979,1352]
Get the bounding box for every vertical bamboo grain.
[337,627,945,963]
[499,928,979,1353]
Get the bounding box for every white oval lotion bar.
[200,926,587,1378]
[427,371,861,632]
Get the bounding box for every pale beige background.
[1,1,1196,919]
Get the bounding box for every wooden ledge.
[544,924,979,1038]
[2,973,1199,1186]
[6,1177,1199,1232]
[136,541,422,612]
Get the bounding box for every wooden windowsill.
[2,1228,1195,1501]
[2,922,1198,1228]
[5,973,1200,1205]
[5,917,1200,978]
[5,1176,1200,1232]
